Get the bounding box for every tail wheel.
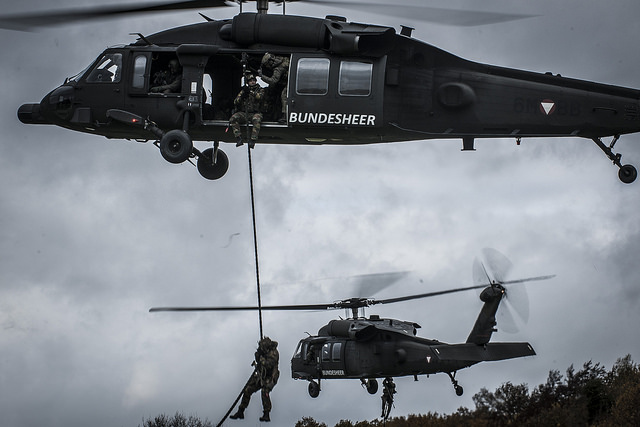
[159,129,193,164]
[455,385,464,396]
[197,148,229,180]
[619,164,637,184]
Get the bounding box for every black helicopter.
[150,249,555,402]
[5,1,640,182]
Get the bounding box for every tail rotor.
[472,248,536,333]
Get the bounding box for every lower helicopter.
[150,249,554,412]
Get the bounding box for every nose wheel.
[592,136,637,184]
[159,129,194,164]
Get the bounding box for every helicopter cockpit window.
[86,53,122,83]
[132,55,147,89]
[296,58,330,95]
[339,61,373,96]
[293,341,303,359]
[66,64,92,83]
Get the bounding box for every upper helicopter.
[5,0,639,182]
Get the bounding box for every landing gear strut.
[447,372,464,396]
[592,136,637,184]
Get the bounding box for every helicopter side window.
[86,53,122,83]
[339,61,373,96]
[296,58,330,95]
[331,342,342,361]
[132,55,147,89]
[321,343,331,362]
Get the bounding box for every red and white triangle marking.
[540,99,556,115]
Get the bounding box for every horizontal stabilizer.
[433,342,535,362]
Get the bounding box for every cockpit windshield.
[85,53,123,83]
[66,64,91,83]
[293,341,304,358]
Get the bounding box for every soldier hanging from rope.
[381,377,396,419]
[230,337,280,422]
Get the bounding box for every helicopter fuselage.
[18,13,640,181]
[290,315,534,398]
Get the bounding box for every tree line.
[140,355,639,427]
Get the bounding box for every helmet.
[259,336,277,350]
[245,74,257,84]
[261,52,275,66]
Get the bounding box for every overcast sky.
[1,1,640,426]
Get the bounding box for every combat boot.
[229,408,244,420]
[259,410,270,422]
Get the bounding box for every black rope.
[247,143,264,340]
[215,370,256,427]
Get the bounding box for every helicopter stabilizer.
[433,342,535,363]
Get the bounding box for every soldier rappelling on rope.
[381,377,396,420]
[230,337,280,422]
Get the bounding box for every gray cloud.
[1,1,640,426]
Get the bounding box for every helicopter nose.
[17,103,51,124]
[45,85,75,121]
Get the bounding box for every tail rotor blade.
[482,247,513,284]
[504,282,530,324]
[497,300,519,334]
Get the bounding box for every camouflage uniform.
[381,377,396,419]
[230,337,280,422]
[229,75,265,145]
[259,53,289,122]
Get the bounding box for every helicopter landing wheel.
[591,136,637,184]
[447,372,463,396]
[160,129,193,164]
[308,380,320,398]
[618,164,637,184]
[197,147,229,180]
[455,384,464,396]
[364,378,378,395]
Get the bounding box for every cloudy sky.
[1,1,640,426]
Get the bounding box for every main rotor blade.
[373,273,555,306]
[0,0,230,30]
[352,271,410,298]
[149,275,555,313]
[373,284,488,305]
[298,1,538,26]
[150,302,339,312]
[502,274,556,285]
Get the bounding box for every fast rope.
[216,142,263,427]
[247,142,264,340]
